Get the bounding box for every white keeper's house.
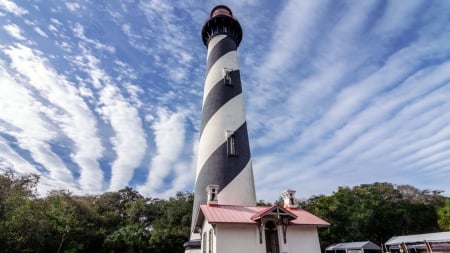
[185,186,329,253]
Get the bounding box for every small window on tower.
[223,68,232,86]
[227,131,238,157]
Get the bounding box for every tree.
[148,192,193,253]
[0,171,48,252]
[43,190,104,252]
[256,199,274,206]
[0,171,195,252]
[299,182,444,250]
[437,198,450,231]
[104,224,150,253]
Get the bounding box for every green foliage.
[0,170,46,252]
[1,170,447,253]
[149,228,189,253]
[148,192,194,253]
[256,199,273,206]
[104,224,150,252]
[44,190,104,252]
[437,198,450,231]
[0,170,196,252]
[299,182,444,250]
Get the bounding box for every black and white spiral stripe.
[192,33,256,223]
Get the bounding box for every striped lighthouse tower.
[191,4,256,231]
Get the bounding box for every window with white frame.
[226,131,238,157]
[223,68,232,86]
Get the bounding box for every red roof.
[250,205,297,220]
[197,204,330,227]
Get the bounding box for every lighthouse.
[184,5,329,253]
[185,4,257,250]
[193,4,256,221]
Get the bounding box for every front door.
[265,221,280,253]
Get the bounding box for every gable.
[251,205,297,222]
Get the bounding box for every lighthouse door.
[264,221,280,253]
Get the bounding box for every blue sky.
[1,0,450,201]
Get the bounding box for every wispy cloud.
[98,84,147,191]
[0,0,27,16]
[249,0,450,200]
[33,27,48,37]
[73,23,115,53]
[0,1,449,201]
[138,0,201,85]
[138,108,190,197]
[70,44,147,191]
[3,23,27,41]
[0,56,76,188]
[0,136,39,175]
[2,44,105,193]
[65,2,81,12]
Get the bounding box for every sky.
[1,0,450,202]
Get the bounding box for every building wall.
[200,222,213,253]
[216,223,263,253]
[283,225,322,253]
[200,221,322,253]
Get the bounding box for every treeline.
[0,171,192,253]
[299,182,450,250]
[1,171,449,253]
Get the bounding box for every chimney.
[281,189,298,209]
[206,184,219,206]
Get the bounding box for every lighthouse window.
[227,133,238,157]
[223,68,233,86]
